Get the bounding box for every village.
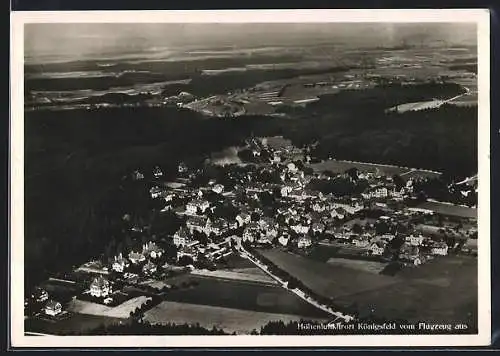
[24,136,478,332]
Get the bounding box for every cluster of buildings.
[26,136,477,320]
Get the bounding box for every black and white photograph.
[10,9,491,347]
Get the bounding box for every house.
[153,166,163,179]
[142,242,164,259]
[243,223,260,242]
[245,184,264,195]
[228,221,238,230]
[380,234,395,242]
[312,202,327,212]
[164,192,175,202]
[212,184,225,194]
[280,185,294,197]
[209,219,229,236]
[44,300,62,316]
[150,186,164,199]
[312,222,325,234]
[236,212,251,227]
[173,227,191,247]
[112,253,129,272]
[353,238,371,248]
[132,170,144,181]
[362,186,389,199]
[406,234,425,246]
[142,261,157,275]
[128,251,146,265]
[369,241,386,256]
[90,276,111,298]
[258,216,277,229]
[177,245,198,262]
[399,244,421,264]
[278,235,290,246]
[287,162,298,173]
[186,199,210,214]
[297,236,312,248]
[291,223,310,235]
[186,216,211,234]
[431,242,449,256]
[32,287,49,303]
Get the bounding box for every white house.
[186,216,211,235]
[312,222,325,234]
[112,253,129,272]
[297,237,312,248]
[128,251,146,265]
[132,170,144,181]
[142,261,157,275]
[173,227,190,247]
[186,199,210,214]
[280,185,293,197]
[278,235,290,246]
[312,202,327,212]
[291,224,310,235]
[353,238,371,248]
[90,276,111,298]
[243,223,260,242]
[370,241,386,256]
[177,246,198,262]
[431,242,449,256]
[212,184,225,194]
[142,242,164,259]
[287,162,298,173]
[362,186,389,199]
[164,192,175,202]
[44,300,62,316]
[150,186,164,199]
[236,212,251,227]
[406,234,425,246]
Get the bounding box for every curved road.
[238,247,354,323]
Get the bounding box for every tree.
[352,223,363,234]
[392,174,405,190]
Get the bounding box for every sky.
[24,23,477,63]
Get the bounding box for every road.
[237,247,354,323]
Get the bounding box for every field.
[161,275,328,318]
[260,249,397,299]
[25,313,127,335]
[139,279,170,290]
[335,255,478,326]
[259,248,477,327]
[326,257,388,274]
[400,169,442,181]
[191,269,277,285]
[416,201,477,219]
[309,159,409,175]
[448,92,478,107]
[144,301,327,334]
[391,100,444,113]
[67,296,151,318]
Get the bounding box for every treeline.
[83,320,231,336]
